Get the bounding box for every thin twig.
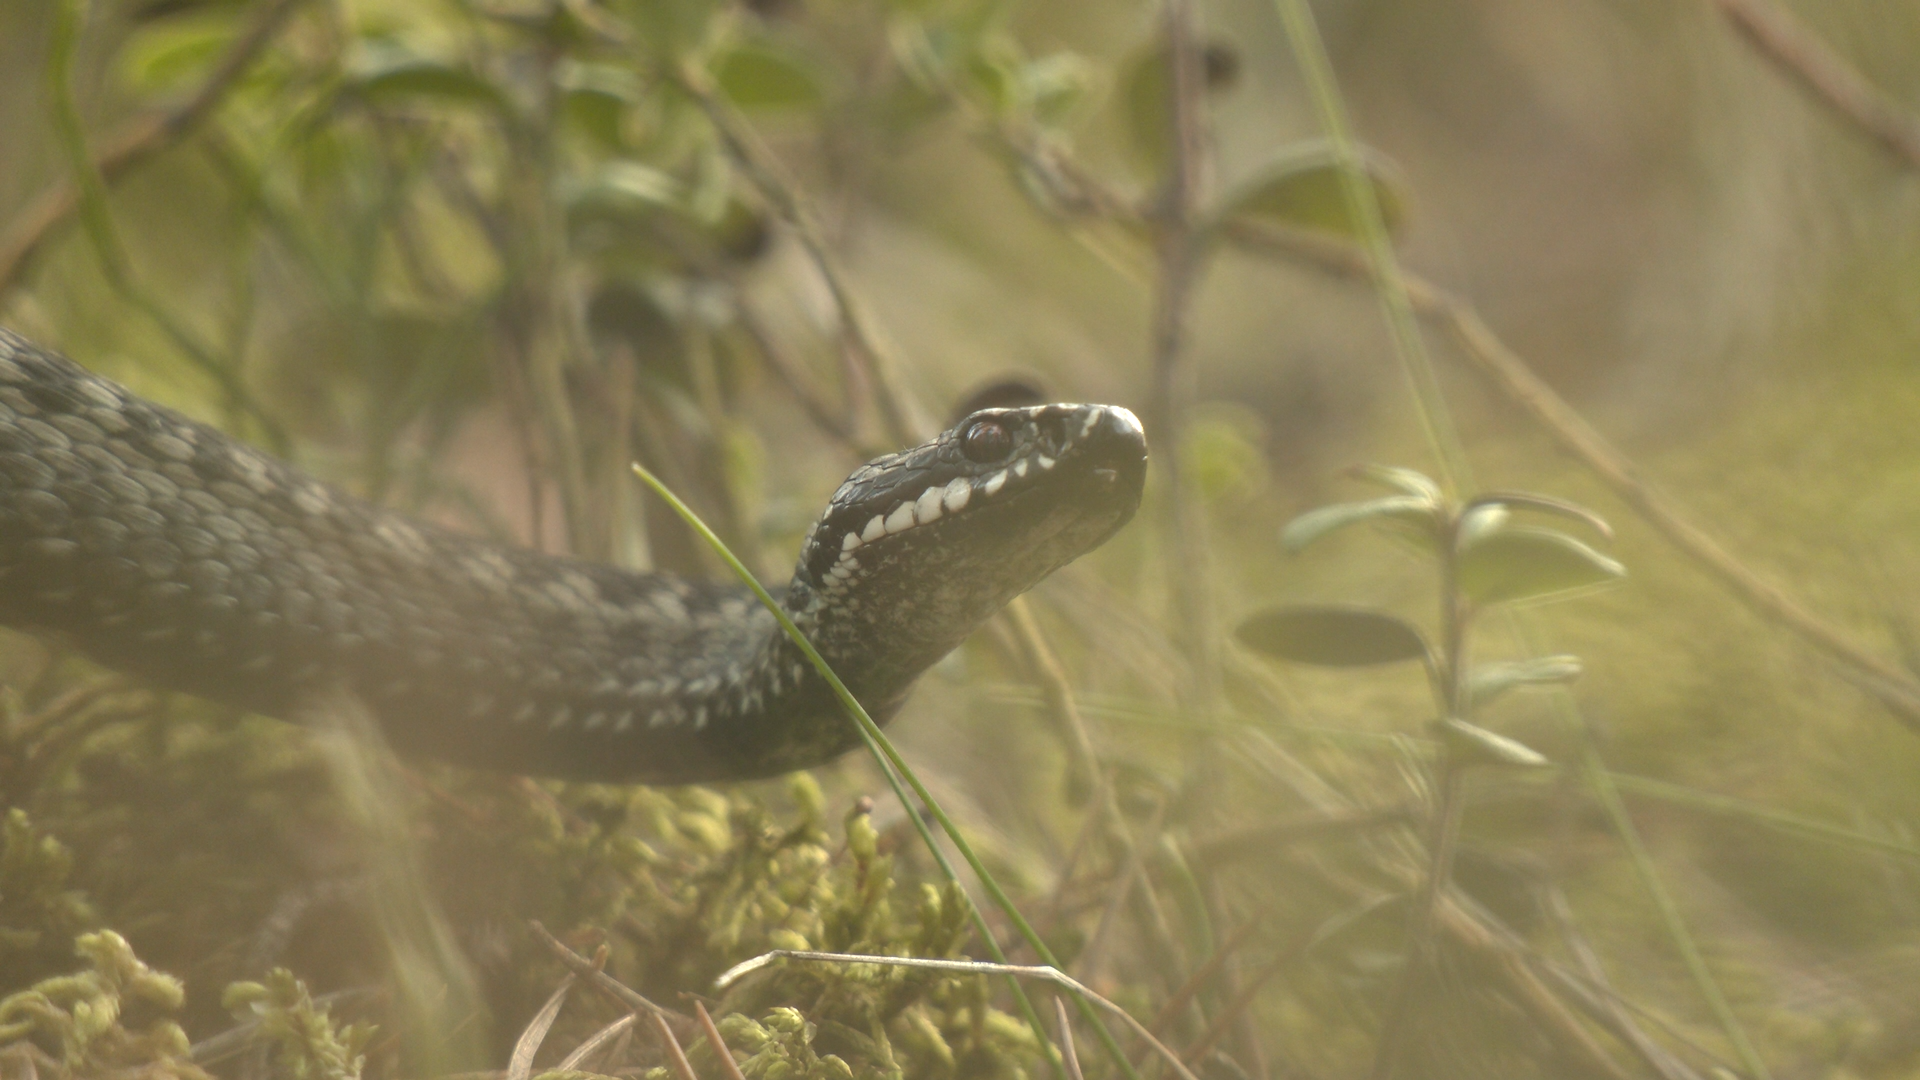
[675,60,929,445]
[0,0,310,297]
[648,1012,698,1080]
[1150,0,1219,707]
[694,1001,747,1080]
[1055,998,1087,1080]
[1706,0,1920,169]
[528,922,681,1024]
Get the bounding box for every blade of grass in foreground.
[632,463,1143,1080]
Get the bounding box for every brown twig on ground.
[1224,220,1920,732]
[1054,998,1088,1080]
[647,1012,698,1080]
[528,921,687,1028]
[1706,0,1920,170]
[0,0,310,298]
[693,1002,747,1080]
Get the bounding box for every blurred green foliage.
[5,0,1920,1078]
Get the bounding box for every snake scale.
[0,329,1146,782]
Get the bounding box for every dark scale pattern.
[0,329,1147,782]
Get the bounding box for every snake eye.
[961,419,1013,463]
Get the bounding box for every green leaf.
[351,48,512,115]
[1464,655,1584,711]
[1453,503,1510,548]
[558,62,639,148]
[1433,718,1550,768]
[121,15,236,93]
[1281,495,1441,554]
[1235,605,1430,667]
[1462,491,1613,542]
[1344,464,1442,502]
[567,162,687,216]
[1456,525,1625,606]
[713,41,823,110]
[1209,141,1410,242]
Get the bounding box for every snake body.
[0,329,1146,782]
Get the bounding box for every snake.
[0,328,1146,783]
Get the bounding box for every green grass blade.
[632,463,1146,1080]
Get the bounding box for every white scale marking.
[1013,459,1028,478]
[1036,454,1055,470]
[862,515,887,542]
[983,469,1007,495]
[914,485,943,525]
[943,477,970,512]
[884,501,916,534]
[842,531,862,551]
[1080,410,1100,436]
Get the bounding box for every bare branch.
[1707,0,1920,170]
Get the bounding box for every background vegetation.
[4,0,1920,1078]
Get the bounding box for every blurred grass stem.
[631,462,1140,1080]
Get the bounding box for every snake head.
[792,403,1147,683]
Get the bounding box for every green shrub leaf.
[1462,491,1613,542]
[713,42,824,110]
[1456,525,1625,606]
[1235,604,1431,667]
[352,50,512,115]
[1434,717,1551,768]
[1345,464,1443,502]
[1465,655,1584,710]
[1210,141,1410,241]
[1281,495,1441,553]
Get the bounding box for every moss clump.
[221,969,375,1080]
[0,809,99,993]
[0,930,205,1080]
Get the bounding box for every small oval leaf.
[1345,464,1442,502]
[1281,495,1441,554]
[1210,141,1410,241]
[1462,491,1613,542]
[1453,504,1510,549]
[1235,605,1431,667]
[713,41,823,110]
[352,50,512,115]
[1434,717,1551,768]
[1456,526,1625,606]
[1464,655,1584,711]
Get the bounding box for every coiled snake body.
[0,329,1146,782]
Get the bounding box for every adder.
[0,328,1146,782]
